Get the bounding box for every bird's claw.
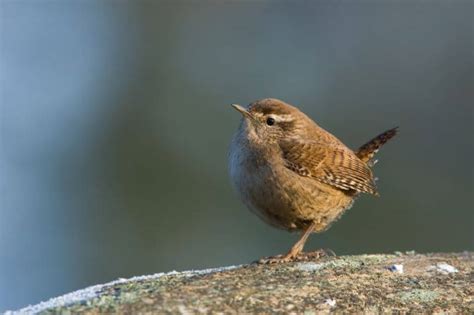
[256,248,335,264]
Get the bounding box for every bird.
[228,98,398,263]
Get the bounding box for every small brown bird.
[229,98,397,263]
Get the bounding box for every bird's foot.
[302,248,336,260]
[256,248,336,264]
[256,254,290,264]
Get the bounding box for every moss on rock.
[12,252,474,314]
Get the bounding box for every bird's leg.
[258,222,318,264]
[282,221,317,260]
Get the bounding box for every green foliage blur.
[1,1,472,311]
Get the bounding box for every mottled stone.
[11,252,474,314]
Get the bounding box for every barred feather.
[281,140,378,195]
[356,127,399,163]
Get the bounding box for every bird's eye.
[266,117,275,126]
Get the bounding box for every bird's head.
[231,98,313,143]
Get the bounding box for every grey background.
[1,0,473,311]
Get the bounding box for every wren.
[228,98,397,263]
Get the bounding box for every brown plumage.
[229,98,397,263]
[356,127,399,163]
[282,141,378,195]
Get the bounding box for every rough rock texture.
[12,252,474,314]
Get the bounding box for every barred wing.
[281,140,378,195]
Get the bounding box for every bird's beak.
[231,104,252,119]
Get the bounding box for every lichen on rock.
[10,252,474,314]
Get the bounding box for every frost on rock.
[388,264,404,274]
[5,253,472,314]
[428,262,459,274]
[7,265,241,315]
[295,262,324,272]
[325,298,336,307]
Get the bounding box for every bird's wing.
[280,140,378,195]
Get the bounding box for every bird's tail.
[356,127,398,164]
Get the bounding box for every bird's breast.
[229,131,354,232]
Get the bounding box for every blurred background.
[1,0,473,311]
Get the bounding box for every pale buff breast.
[229,131,355,232]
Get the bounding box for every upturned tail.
[356,127,398,163]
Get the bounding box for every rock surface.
[11,252,474,314]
